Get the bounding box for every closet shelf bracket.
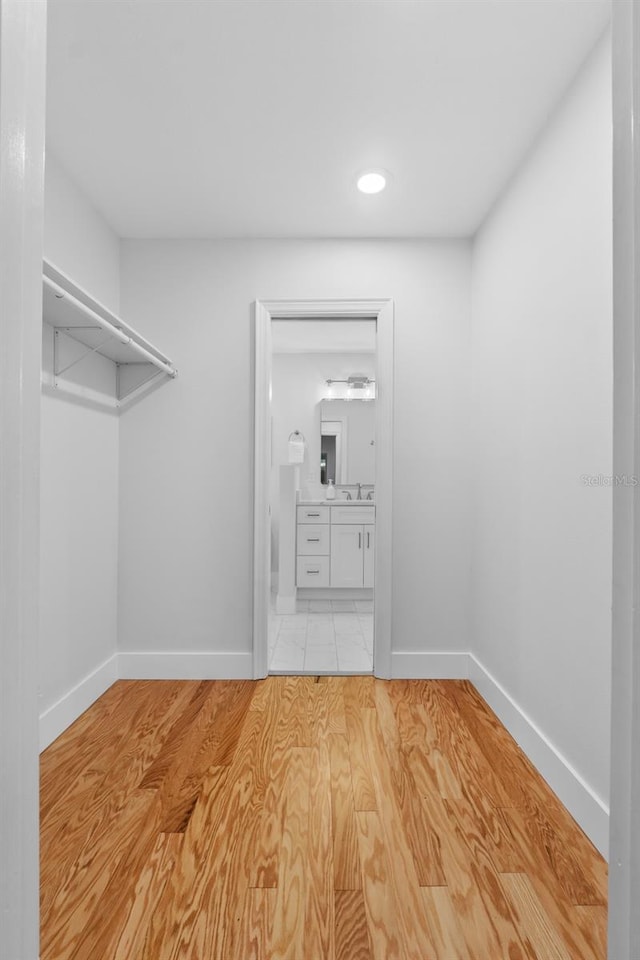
[53,328,113,379]
[116,363,167,403]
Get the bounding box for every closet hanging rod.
[43,275,178,379]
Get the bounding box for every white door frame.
[253,299,394,679]
[609,3,640,955]
[0,0,47,955]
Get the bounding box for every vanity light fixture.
[357,169,387,194]
[325,376,374,388]
[324,376,376,401]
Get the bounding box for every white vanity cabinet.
[296,505,331,587]
[296,502,375,590]
[330,505,375,588]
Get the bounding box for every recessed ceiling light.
[357,170,387,194]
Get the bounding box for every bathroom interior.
[269,318,377,674]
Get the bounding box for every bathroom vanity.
[296,501,375,589]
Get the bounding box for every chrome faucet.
[343,490,352,500]
[356,482,362,500]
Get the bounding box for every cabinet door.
[330,524,363,588]
[363,524,375,588]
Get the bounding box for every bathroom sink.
[332,498,375,504]
[298,498,374,505]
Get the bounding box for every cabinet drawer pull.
[367,531,370,548]
[307,512,320,517]
[306,537,320,542]
[307,569,320,574]
[358,532,362,549]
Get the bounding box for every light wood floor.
[40,677,607,959]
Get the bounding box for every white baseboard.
[118,651,253,680]
[37,646,610,859]
[276,593,297,614]
[297,588,374,600]
[391,650,469,679]
[469,654,609,859]
[39,653,118,751]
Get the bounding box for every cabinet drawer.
[296,556,330,587]
[297,524,330,556]
[330,505,376,525]
[297,505,329,524]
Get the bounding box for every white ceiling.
[272,319,376,354]
[46,0,610,239]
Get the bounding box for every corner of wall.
[39,654,119,751]
[469,655,609,857]
[40,149,124,749]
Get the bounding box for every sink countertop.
[298,498,375,505]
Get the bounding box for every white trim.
[391,651,470,679]
[0,1,47,953]
[275,595,297,614]
[260,299,388,319]
[39,655,119,751]
[253,301,272,679]
[610,2,640,953]
[469,655,609,859]
[118,651,253,680]
[254,299,394,680]
[297,588,374,600]
[373,301,394,678]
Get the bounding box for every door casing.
[253,299,394,678]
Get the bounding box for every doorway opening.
[269,318,375,674]
[253,299,394,680]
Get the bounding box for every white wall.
[470,32,612,845]
[270,351,375,573]
[39,150,121,743]
[44,150,120,313]
[118,240,472,659]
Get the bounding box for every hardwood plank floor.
[40,678,607,960]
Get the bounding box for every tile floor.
[268,598,373,674]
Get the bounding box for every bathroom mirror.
[320,399,375,486]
